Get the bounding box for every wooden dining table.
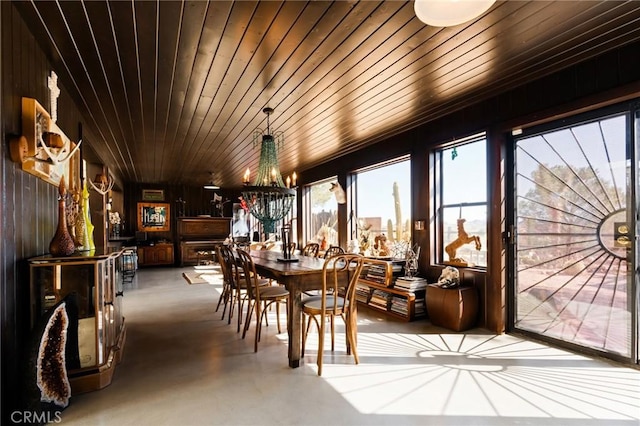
[249,249,327,368]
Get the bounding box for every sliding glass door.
[512,106,637,361]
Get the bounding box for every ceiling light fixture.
[414,0,495,27]
[204,172,220,190]
[241,107,296,235]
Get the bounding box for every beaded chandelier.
[241,107,295,235]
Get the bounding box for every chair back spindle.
[302,243,320,257]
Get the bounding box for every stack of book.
[390,294,426,317]
[362,263,388,285]
[390,260,405,278]
[414,294,426,317]
[369,289,390,310]
[355,283,372,304]
[394,276,428,291]
[390,296,408,316]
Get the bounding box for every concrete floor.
[59,266,640,426]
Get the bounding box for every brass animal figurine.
[445,218,481,266]
[373,234,389,257]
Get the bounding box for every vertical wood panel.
[1,3,17,421]
[1,3,93,419]
[1,4,18,421]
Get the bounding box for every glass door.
[512,108,637,361]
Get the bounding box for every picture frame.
[142,189,165,202]
[137,202,170,232]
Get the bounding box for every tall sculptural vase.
[81,180,95,251]
[49,177,76,257]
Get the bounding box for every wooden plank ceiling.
[14,1,640,187]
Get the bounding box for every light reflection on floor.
[60,267,640,426]
[310,330,640,422]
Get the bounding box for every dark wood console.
[177,217,231,266]
[138,243,174,266]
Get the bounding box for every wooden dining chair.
[301,253,365,376]
[217,245,270,332]
[301,242,320,257]
[236,249,290,352]
[215,245,234,321]
[323,245,345,258]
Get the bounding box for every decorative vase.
[74,205,86,248]
[49,177,76,257]
[79,180,95,251]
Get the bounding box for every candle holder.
[277,224,298,262]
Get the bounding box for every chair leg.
[346,312,359,364]
[215,285,225,312]
[254,300,261,352]
[228,287,238,325]
[317,314,325,376]
[330,315,335,352]
[242,299,255,339]
[260,300,276,341]
[237,291,245,333]
[218,284,231,319]
[263,300,270,327]
[243,298,255,338]
[301,314,307,357]
[302,313,317,357]
[220,292,228,320]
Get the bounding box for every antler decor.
[10,98,81,166]
[10,97,82,188]
[38,132,81,166]
[88,166,115,196]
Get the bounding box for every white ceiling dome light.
[414,0,496,27]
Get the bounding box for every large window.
[303,177,338,247]
[433,135,487,267]
[350,157,411,257]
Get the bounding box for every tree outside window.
[351,158,411,258]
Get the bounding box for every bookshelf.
[355,258,427,322]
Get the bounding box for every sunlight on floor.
[59,267,639,426]
[303,330,640,422]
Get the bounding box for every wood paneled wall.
[0,3,103,419]
[2,3,55,418]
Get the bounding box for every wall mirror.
[137,202,170,232]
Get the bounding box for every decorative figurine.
[445,218,481,266]
[438,266,460,289]
[404,244,420,278]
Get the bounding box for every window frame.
[348,155,412,255]
[302,176,339,247]
[432,133,488,268]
